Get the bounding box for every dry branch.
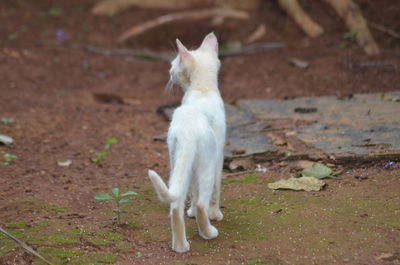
[277,0,324,38]
[118,8,249,42]
[369,22,400,39]
[91,0,204,15]
[323,0,379,55]
[246,24,267,44]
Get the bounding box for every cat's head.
[168,32,220,91]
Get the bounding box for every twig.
[91,0,199,15]
[0,226,54,265]
[35,41,286,61]
[277,0,324,38]
[118,8,249,42]
[369,22,400,39]
[219,42,287,57]
[223,169,255,178]
[35,41,173,62]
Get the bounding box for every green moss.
[7,221,28,228]
[222,174,261,185]
[88,231,124,245]
[126,220,141,229]
[49,204,69,213]
[0,238,17,258]
[34,247,117,265]
[48,235,78,244]
[39,247,84,258]
[246,256,282,265]
[86,253,117,263]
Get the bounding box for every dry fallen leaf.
[268,177,325,191]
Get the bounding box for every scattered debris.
[294,107,317,113]
[268,176,325,191]
[375,252,400,262]
[342,57,397,72]
[246,24,267,44]
[232,148,246,155]
[271,209,283,214]
[381,94,400,102]
[152,132,167,142]
[255,164,268,173]
[289,160,314,170]
[55,29,68,40]
[228,157,254,171]
[0,134,13,145]
[288,57,310,68]
[383,161,398,169]
[57,160,72,167]
[354,175,368,181]
[83,61,108,79]
[301,162,334,179]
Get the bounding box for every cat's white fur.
[148,32,226,253]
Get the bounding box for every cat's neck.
[188,66,218,93]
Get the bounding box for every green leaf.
[120,210,128,214]
[92,151,107,163]
[343,30,357,41]
[112,209,122,213]
[8,33,17,41]
[48,7,62,16]
[119,198,133,204]
[112,216,118,220]
[135,252,142,258]
[112,188,120,197]
[1,118,15,124]
[121,191,137,197]
[106,137,118,144]
[94,194,115,200]
[104,137,118,149]
[301,162,333,179]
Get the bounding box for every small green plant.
[8,33,17,41]
[48,7,62,17]
[1,117,15,124]
[95,188,137,224]
[92,137,118,164]
[340,30,358,48]
[3,153,17,165]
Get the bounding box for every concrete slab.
[238,92,400,162]
[157,92,400,163]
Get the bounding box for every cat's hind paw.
[186,207,196,218]
[199,225,218,240]
[172,240,190,253]
[209,208,223,221]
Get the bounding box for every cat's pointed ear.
[176,38,191,64]
[199,32,218,54]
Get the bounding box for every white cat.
[148,32,226,253]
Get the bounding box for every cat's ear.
[176,39,191,64]
[199,32,218,54]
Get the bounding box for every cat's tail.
[148,140,195,204]
[148,170,178,203]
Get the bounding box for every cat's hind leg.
[195,169,218,240]
[187,179,198,218]
[170,199,190,253]
[209,155,224,221]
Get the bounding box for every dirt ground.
[1,0,400,264]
